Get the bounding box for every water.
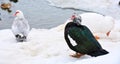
[47,0,120,20]
[0,0,84,29]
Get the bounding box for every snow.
[0,14,120,64]
[1,0,120,63]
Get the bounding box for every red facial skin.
[14,11,19,16]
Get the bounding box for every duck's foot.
[70,53,84,58]
[106,31,111,36]
[94,35,100,40]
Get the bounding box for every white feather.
[12,10,30,37]
[80,13,115,34]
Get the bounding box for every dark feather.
[64,22,109,56]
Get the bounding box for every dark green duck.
[64,14,109,57]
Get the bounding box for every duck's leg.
[106,31,111,36]
[70,52,84,58]
[94,35,100,40]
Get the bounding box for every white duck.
[12,10,30,42]
[108,20,120,41]
[79,13,115,39]
[62,13,115,39]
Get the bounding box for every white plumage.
[80,13,115,34]
[61,13,115,39]
[108,20,120,41]
[12,10,30,41]
[78,13,115,38]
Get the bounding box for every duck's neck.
[17,12,24,19]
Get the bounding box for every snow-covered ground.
[0,0,120,64]
[0,14,120,64]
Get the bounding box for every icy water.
[47,0,120,20]
[0,0,84,29]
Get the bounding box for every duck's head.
[71,13,82,25]
[14,10,24,18]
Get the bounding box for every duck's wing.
[64,22,80,52]
[12,18,30,36]
[68,25,109,56]
[12,18,20,35]
[20,18,30,36]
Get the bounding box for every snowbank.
[0,25,120,64]
[0,11,120,64]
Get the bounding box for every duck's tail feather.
[87,49,109,57]
[15,34,26,42]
